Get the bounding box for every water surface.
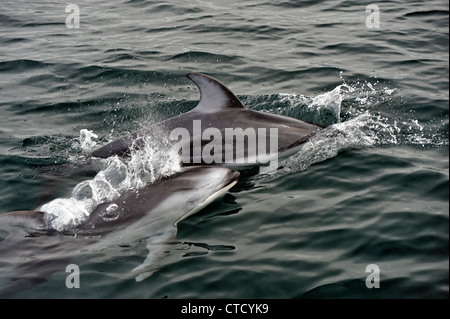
[0,0,448,298]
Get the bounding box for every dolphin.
[35,73,322,206]
[91,73,324,170]
[0,166,239,295]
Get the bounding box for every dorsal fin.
[187,73,245,113]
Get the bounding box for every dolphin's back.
[90,73,324,167]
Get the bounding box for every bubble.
[103,156,128,189]
[72,180,93,201]
[99,203,120,222]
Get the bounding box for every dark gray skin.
[0,166,240,294]
[76,166,240,236]
[91,73,323,167]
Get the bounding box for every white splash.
[41,131,182,232]
[258,80,406,179]
[277,86,344,127]
[79,129,98,153]
[41,198,91,232]
[276,113,381,176]
[261,76,448,179]
[309,85,343,123]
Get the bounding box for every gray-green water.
[0,0,448,298]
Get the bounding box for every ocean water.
[0,0,448,298]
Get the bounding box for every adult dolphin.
[36,73,322,206]
[0,166,239,295]
[91,73,324,170]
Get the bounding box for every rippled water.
[0,0,448,298]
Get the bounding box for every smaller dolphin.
[77,165,239,281]
[0,166,239,295]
